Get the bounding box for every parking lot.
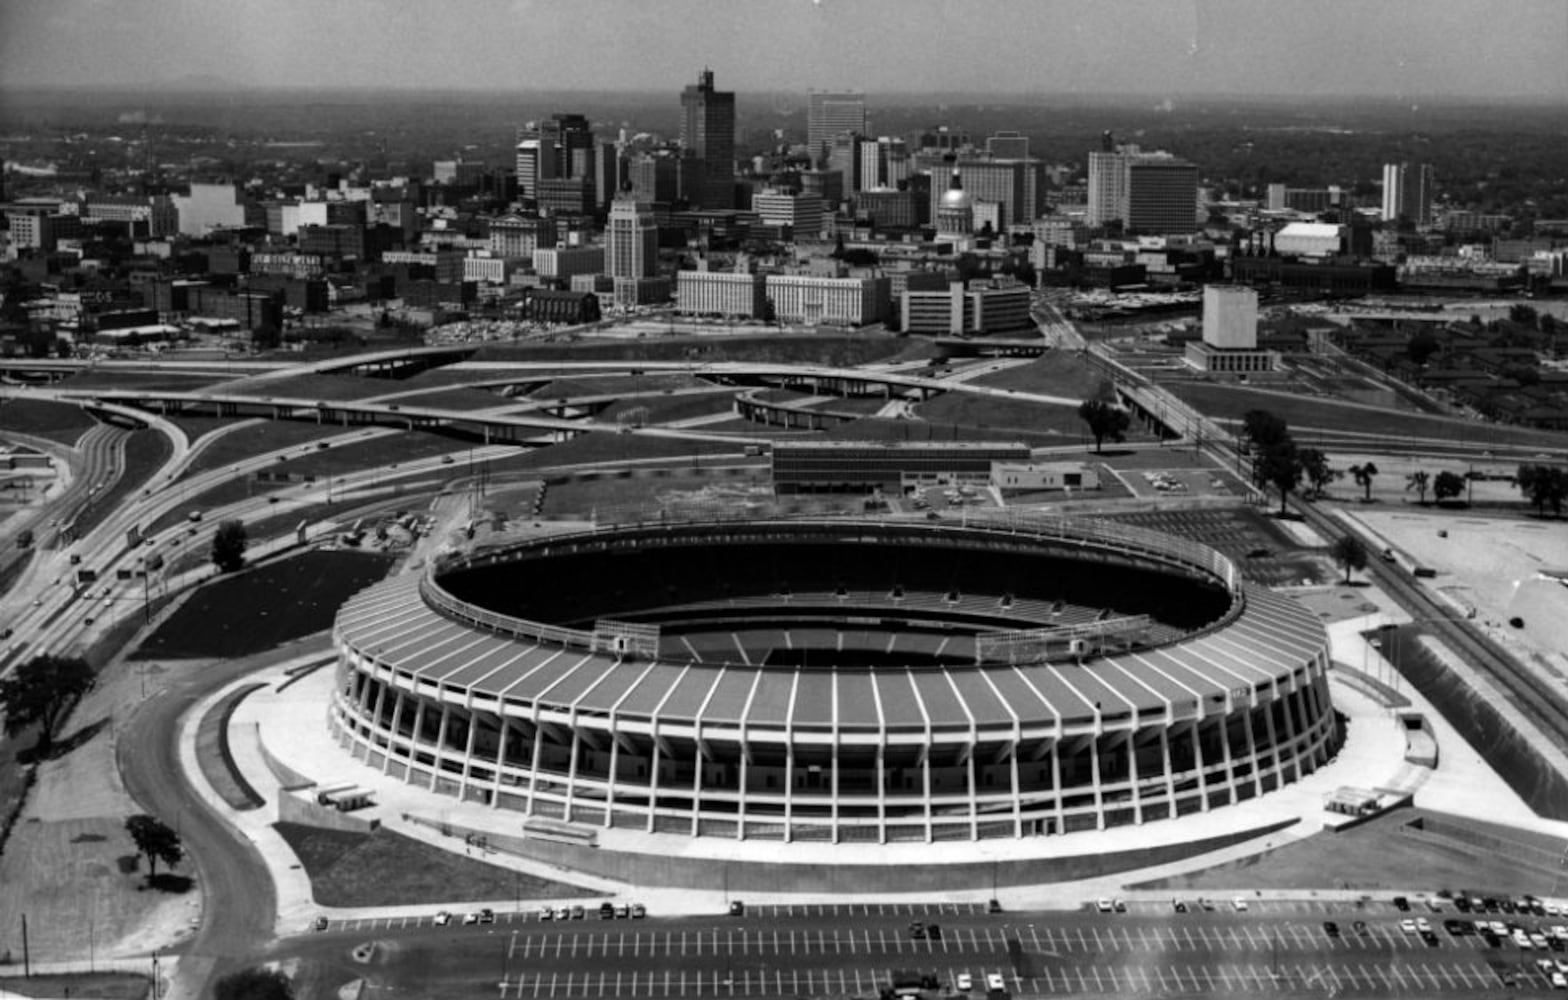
[493,958,1543,996]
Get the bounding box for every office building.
[606,194,659,280]
[763,273,889,326]
[751,189,826,240]
[858,136,910,192]
[1126,155,1199,235]
[1381,162,1434,227]
[173,182,246,237]
[807,90,867,159]
[985,130,1030,160]
[489,215,558,259]
[680,69,737,209]
[533,246,605,280]
[675,269,767,318]
[901,279,1032,336]
[1186,284,1273,373]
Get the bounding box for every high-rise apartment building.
[606,193,659,279]
[1087,147,1131,228]
[680,69,737,209]
[1381,162,1433,227]
[807,90,867,159]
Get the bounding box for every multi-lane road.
[285,899,1568,997]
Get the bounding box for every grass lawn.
[180,421,374,479]
[71,429,172,538]
[379,386,508,411]
[912,391,1116,441]
[0,974,149,1000]
[1169,381,1568,450]
[474,333,910,368]
[228,372,396,401]
[0,397,97,446]
[524,373,709,398]
[1132,809,1563,897]
[130,550,397,660]
[273,822,588,906]
[54,370,227,393]
[965,351,1107,397]
[597,390,738,425]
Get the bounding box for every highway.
[278,900,1568,997]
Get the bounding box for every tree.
[1256,437,1302,517]
[1331,535,1368,585]
[1077,399,1130,454]
[125,814,183,884]
[760,297,777,326]
[1348,462,1379,502]
[1517,464,1568,518]
[1407,331,1440,366]
[1241,409,1289,452]
[1433,470,1467,504]
[211,519,248,573]
[1298,447,1337,498]
[213,968,293,1000]
[0,654,95,754]
[1405,470,1430,505]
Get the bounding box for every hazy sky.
[2,0,1566,100]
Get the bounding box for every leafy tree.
[1433,470,1467,504]
[213,968,293,1000]
[1348,462,1379,502]
[1256,437,1302,517]
[1407,331,1440,366]
[125,814,183,884]
[1241,409,1289,451]
[1077,399,1130,454]
[1331,535,1368,584]
[211,519,248,573]
[1298,447,1337,498]
[1517,464,1568,518]
[1510,303,1538,325]
[251,323,282,351]
[0,654,95,754]
[1405,470,1430,505]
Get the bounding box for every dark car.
[987,898,1003,914]
[928,924,943,941]
[479,908,495,924]
[909,921,926,940]
[599,901,615,919]
[1420,930,1440,947]
[1393,896,1410,911]
[1323,921,1340,937]
[314,916,328,932]
[1454,897,1473,913]
[728,900,744,917]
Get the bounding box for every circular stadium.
[329,516,1341,845]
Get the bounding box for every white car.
[986,973,1006,992]
[955,973,973,992]
[462,912,480,925]
[1231,897,1249,912]
[1416,917,1432,933]
[1550,971,1567,990]
[539,906,554,920]
[433,910,452,926]
[1096,898,1114,913]
[1400,919,1418,933]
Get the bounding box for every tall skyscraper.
[807,90,867,159]
[606,192,659,279]
[680,68,736,209]
[1086,146,1132,228]
[1126,155,1199,235]
[1381,162,1433,226]
[516,113,595,205]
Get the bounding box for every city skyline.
[2,0,1567,102]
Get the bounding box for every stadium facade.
[330,517,1340,845]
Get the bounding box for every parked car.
[478,908,495,924]
[631,903,646,918]
[434,911,452,926]
[955,973,973,992]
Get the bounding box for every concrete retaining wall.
[279,789,379,834]
[405,813,1299,893]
